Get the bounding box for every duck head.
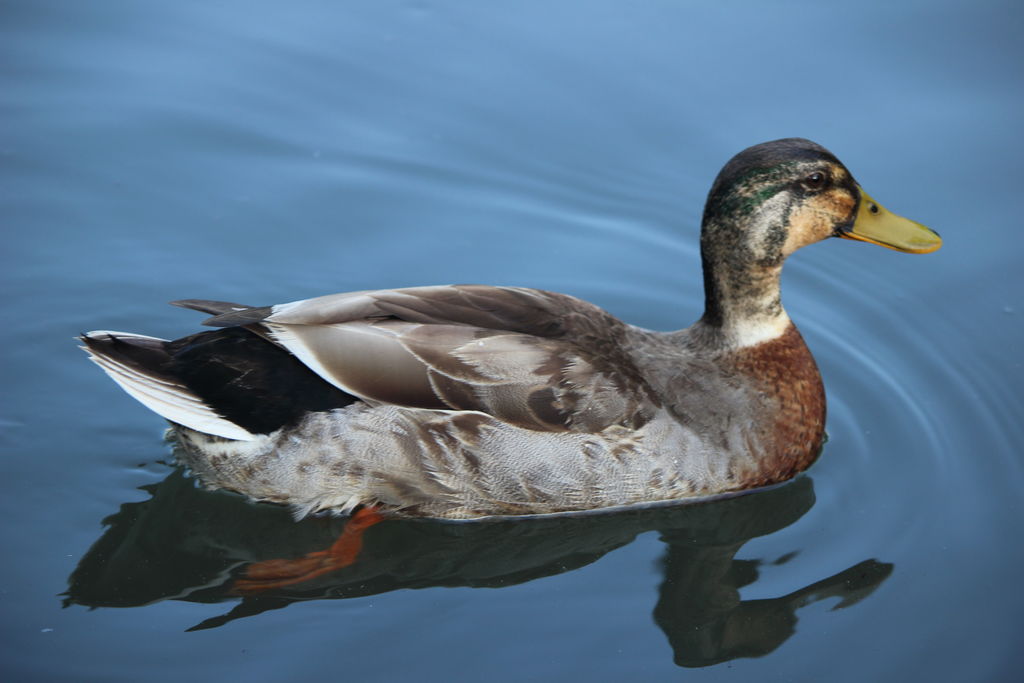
[698,138,941,346]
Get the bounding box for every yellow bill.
[838,187,942,254]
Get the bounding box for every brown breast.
[726,323,827,487]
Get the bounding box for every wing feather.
[230,285,586,336]
[187,285,657,432]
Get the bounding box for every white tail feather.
[82,331,256,441]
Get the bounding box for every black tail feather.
[80,332,178,384]
[83,327,359,435]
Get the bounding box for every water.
[3,1,1022,680]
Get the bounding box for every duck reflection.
[64,467,890,667]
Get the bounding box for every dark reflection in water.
[65,467,890,667]
[654,534,888,667]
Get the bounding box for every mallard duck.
[81,138,941,520]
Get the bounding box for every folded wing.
[189,285,658,433]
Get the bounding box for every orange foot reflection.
[232,506,385,595]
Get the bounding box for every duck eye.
[803,172,827,190]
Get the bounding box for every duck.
[81,138,942,520]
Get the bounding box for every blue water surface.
[2,1,1023,681]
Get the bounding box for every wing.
[182,286,659,432]
[197,285,593,337]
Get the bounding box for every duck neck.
[698,222,790,348]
